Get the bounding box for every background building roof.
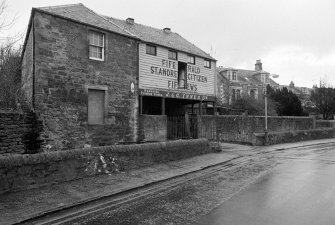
[217,67,279,86]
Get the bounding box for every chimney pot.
[163,28,171,33]
[126,18,134,25]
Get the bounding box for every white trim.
[89,31,105,61]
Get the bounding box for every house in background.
[217,59,279,108]
[278,81,313,109]
[21,4,216,149]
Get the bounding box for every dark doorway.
[142,96,162,115]
[178,62,187,89]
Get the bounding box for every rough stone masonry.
[21,10,140,150]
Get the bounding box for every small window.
[232,72,237,81]
[146,45,156,56]
[168,50,177,60]
[204,59,211,68]
[187,55,195,64]
[89,31,104,61]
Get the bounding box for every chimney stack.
[255,59,262,71]
[126,18,134,25]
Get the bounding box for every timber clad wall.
[25,11,139,150]
[139,43,216,96]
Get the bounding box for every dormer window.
[232,71,237,81]
[227,70,237,81]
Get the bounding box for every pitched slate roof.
[34,3,215,60]
[36,4,134,38]
[107,17,215,60]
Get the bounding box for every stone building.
[21,4,216,149]
[217,59,279,107]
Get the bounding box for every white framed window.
[89,31,104,61]
[187,55,195,64]
[204,59,211,68]
[232,71,237,81]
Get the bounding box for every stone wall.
[253,128,335,146]
[316,120,335,128]
[0,139,210,193]
[21,28,34,109]
[0,111,43,155]
[198,115,315,144]
[22,11,139,150]
[139,115,167,142]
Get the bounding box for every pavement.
[1,139,335,225]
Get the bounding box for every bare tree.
[0,43,21,109]
[310,81,335,120]
[0,0,23,110]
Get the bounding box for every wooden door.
[88,89,105,125]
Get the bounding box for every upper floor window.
[188,55,195,64]
[146,44,157,56]
[232,72,237,81]
[265,77,269,84]
[89,31,104,61]
[204,59,211,68]
[168,50,177,60]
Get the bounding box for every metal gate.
[167,115,198,140]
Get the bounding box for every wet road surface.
[199,144,335,225]
[44,142,335,225]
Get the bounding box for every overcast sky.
[1,0,335,88]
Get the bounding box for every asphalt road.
[63,142,335,225]
[198,142,335,225]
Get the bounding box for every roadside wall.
[316,120,335,128]
[139,115,167,142]
[252,128,335,146]
[0,111,43,155]
[198,115,315,144]
[0,139,210,194]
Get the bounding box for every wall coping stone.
[200,115,312,119]
[0,139,209,169]
[254,127,335,137]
